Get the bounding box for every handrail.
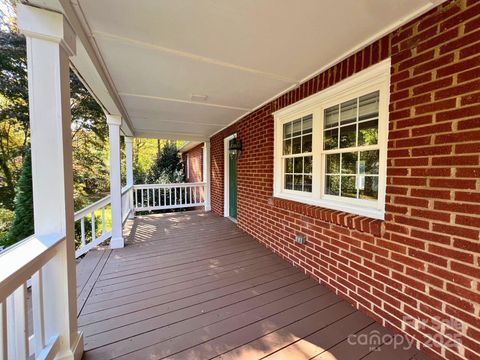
[133,182,206,212]
[0,233,64,304]
[133,182,205,190]
[74,195,111,221]
[0,233,64,359]
[122,184,133,194]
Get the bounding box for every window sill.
[270,195,384,237]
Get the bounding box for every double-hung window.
[273,60,390,219]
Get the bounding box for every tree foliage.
[0,9,110,246]
[5,148,33,246]
[148,141,184,184]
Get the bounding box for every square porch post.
[203,141,211,211]
[107,115,124,248]
[17,4,83,359]
[125,136,135,219]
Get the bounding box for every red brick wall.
[182,144,203,183]
[210,1,480,359]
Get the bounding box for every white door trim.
[223,133,237,218]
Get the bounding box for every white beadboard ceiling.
[30,0,443,140]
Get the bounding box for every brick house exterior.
[182,143,204,183]
[209,1,480,359]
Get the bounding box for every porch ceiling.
[30,0,441,141]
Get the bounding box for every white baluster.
[7,284,28,359]
[101,207,106,235]
[31,269,45,356]
[91,212,96,242]
[80,218,85,247]
[0,301,7,360]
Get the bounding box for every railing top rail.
[133,182,206,189]
[122,184,134,195]
[74,195,111,221]
[74,185,133,221]
[0,233,64,303]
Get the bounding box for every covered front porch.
[76,212,427,360]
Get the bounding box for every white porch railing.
[0,234,64,359]
[74,185,134,258]
[133,182,206,212]
[0,182,205,359]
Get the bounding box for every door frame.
[224,133,237,219]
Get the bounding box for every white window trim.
[224,133,237,218]
[186,153,190,179]
[273,59,391,220]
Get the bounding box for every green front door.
[228,148,238,219]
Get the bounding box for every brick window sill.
[270,197,384,237]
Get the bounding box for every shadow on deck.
[76,211,428,360]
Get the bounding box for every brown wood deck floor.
[76,211,429,360]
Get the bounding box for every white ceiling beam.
[93,31,299,85]
[131,117,240,127]
[120,93,252,112]
[134,128,209,142]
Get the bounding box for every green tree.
[0,6,110,247]
[148,141,184,183]
[4,148,33,246]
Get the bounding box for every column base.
[57,331,83,360]
[110,236,124,249]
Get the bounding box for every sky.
[0,0,15,31]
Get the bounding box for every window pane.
[340,99,357,125]
[324,129,338,150]
[326,153,340,174]
[341,152,357,174]
[360,150,379,174]
[325,175,340,196]
[302,134,312,153]
[324,106,339,129]
[341,175,357,198]
[283,139,292,155]
[358,119,378,146]
[294,157,303,173]
[359,176,379,200]
[285,174,293,190]
[285,158,293,173]
[304,175,312,192]
[303,115,312,134]
[304,156,312,174]
[359,91,379,121]
[292,136,302,154]
[293,119,302,137]
[283,122,292,139]
[294,175,303,191]
[340,124,356,148]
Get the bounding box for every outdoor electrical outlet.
[294,234,305,245]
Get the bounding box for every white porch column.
[125,137,134,186]
[125,136,135,219]
[203,141,211,211]
[107,115,124,248]
[17,4,83,359]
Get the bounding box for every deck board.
[78,211,428,360]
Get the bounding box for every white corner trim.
[223,133,237,218]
